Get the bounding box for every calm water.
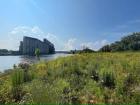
[0,53,70,72]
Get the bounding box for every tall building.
[19,36,55,55]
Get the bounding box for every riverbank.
[0,52,140,104]
[0,53,71,72]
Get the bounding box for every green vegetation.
[73,48,95,54]
[0,49,19,55]
[100,32,140,52]
[35,48,40,58]
[0,52,140,104]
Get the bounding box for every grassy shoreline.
[0,52,140,104]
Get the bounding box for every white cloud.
[10,26,44,38]
[46,33,57,43]
[64,38,77,51]
[80,42,93,49]
[5,25,109,51]
[80,39,109,51]
[93,39,109,50]
[46,33,65,50]
[8,26,62,50]
[31,26,44,35]
[8,26,44,50]
[63,39,109,51]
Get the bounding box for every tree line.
[100,32,140,52]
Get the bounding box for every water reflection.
[0,53,71,72]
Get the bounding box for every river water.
[0,53,70,72]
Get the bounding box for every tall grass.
[11,67,34,102]
[11,69,24,102]
[0,52,140,104]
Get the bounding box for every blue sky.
[0,0,140,51]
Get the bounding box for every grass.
[0,52,140,104]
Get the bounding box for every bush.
[12,69,24,87]
[11,69,34,102]
[122,73,139,99]
[0,80,12,103]
[25,79,70,104]
[11,69,24,102]
[90,69,99,82]
[102,71,116,89]
[18,63,30,70]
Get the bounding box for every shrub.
[36,63,47,78]
[0,80,12,103]
[18,63,30,70]
[11,69,24,102]
[122,73,139,98]
[23,69,34,82]
[35,48,40,58]
[90,69,99,82]
[26,79,70,104]
[12,69,24,87]
[11,69,34,102]
[102,71,116,89]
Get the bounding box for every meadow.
[0,52,140,104]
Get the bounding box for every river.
[0,53,71,72]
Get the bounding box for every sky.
[0,0,140,51]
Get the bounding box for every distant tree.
[100,32,140,52]
[35,48,40,58]
[100,45,111,52]
[71,49,77,54]
[13,64,17,69]
[82,47,95,53]
[0,49,9,55]
[129,42,140,50]
[0,49,8,53]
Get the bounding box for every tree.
[100,32,140,52]
[35,48,40,58]
[100,45,111,52]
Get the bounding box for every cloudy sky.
[0,0,140,51]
